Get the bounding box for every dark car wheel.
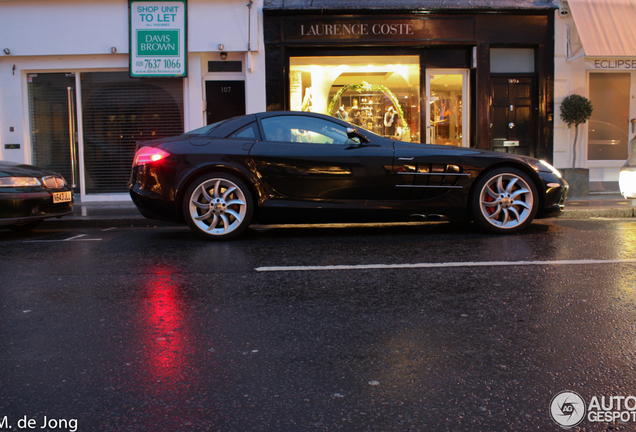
[183,173,253,240]
[8,220,43,232]
[471,167,538,234]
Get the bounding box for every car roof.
[204,111,363,137]
[255,110,351,126]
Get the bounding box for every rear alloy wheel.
[472,167,538,234]
[183,174,253,240]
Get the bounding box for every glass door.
[28,73,79,191]
[425,69,469,147]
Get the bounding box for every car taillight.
[133,146,171,166]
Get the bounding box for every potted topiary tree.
[559,94,593,197]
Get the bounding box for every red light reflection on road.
[141,266,189,381]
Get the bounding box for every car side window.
[228,122,260,140]
[262,120,293,142]
[261,116,358,145]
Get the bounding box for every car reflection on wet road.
[1,219,636,431]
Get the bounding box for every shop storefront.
[555,0,636,193]
[263,1,556,159]
[27,72,185,195]
[0,0,266,201]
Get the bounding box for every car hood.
[0,161,61,178]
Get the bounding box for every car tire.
[471,167,538,234]
[183,173,253,240]
[8,220,43,232]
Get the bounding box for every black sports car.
[129,111,568,240]
[0,161,74,231]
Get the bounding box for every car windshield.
[186,120,226,137]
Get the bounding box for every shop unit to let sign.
[129,0,187,77]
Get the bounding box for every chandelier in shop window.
[327,81,409,136]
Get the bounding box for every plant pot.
[561,168,589,198]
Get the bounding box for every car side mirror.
[347,127,369,144]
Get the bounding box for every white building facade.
[11,0,627,199]
[0,0,267,201]
[554,0,636,193]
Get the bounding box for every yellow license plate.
[52,191,72,204]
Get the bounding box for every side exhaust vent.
[409,214,450,222]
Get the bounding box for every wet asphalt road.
[2,219,636,432]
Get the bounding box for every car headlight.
[41,175,67,189]
[619,169,636,198]
[0,177,42,187]
[531,160,562,178]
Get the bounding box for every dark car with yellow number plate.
[0,161,74,232]
[129,111,568,240]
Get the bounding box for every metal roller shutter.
[81,72,184,194]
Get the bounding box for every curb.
[37,207,636,230]
[559,207,636,219]
[40,216,181,229]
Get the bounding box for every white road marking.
[23,234,102,243]
[255,258,636,272]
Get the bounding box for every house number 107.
[221,87,232,93]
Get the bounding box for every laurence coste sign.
[129,0,187,77]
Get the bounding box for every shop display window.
[289,56,421,142]
[28,72,184,196]
[588,73,630,161]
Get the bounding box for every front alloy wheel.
[472,167,538,233]
[184,174,253,240]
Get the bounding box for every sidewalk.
[42,200,178,228]
[560,193,636,219]
[39,193,636,228]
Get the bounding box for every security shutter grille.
[81,72,184,194]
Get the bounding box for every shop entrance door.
[28,73,79,191]
[489,77,537,157]
[205,80,246,125]
[425,69,469,147]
